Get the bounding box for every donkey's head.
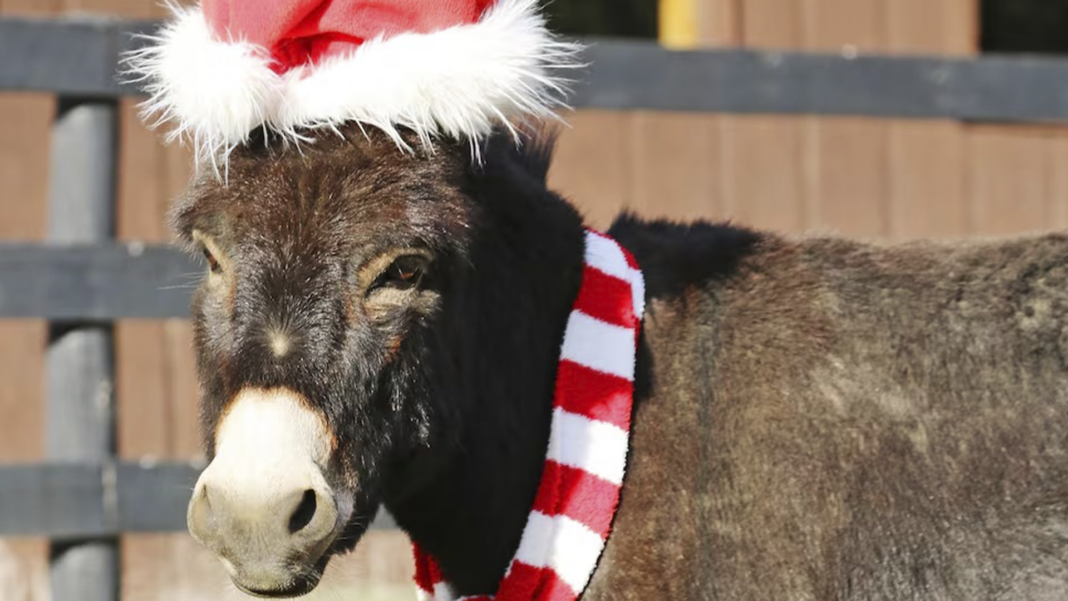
[174,127,580,597]
[129,0,582,593]
[177,129,476,597]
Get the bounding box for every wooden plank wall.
[2,0,1068,599]
[550,0,1068,239]
[0,2,418,600]
[0,2,60,600]
[551,0,991,239]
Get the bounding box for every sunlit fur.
[177,126,1068,600]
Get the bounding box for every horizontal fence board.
[0,243,195,319]
[0,462,397,537]
[577,41,1068,122]
[0,17,153,97]
[2,18,1068,122]
[115,461,202,533]
[0,463,110,538]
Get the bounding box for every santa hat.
[125,0,578,165]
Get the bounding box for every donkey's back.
[592,221,1068,600]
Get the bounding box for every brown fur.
[590,231,1068,600]
[177,126,1068,600]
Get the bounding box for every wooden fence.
[4,7,1068,601]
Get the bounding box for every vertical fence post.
[46,97,120,601]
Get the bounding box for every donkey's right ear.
[167,190,201,243]
[168,179,227,246]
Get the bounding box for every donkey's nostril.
[288,489,318,534]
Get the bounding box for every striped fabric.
[414,230,646,601]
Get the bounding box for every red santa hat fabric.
[202,0,496,72]
[126,0,576,169]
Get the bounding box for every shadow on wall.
[982,0,1068,54]
[544,0,657,38]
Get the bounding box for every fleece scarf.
[414,230,646,601]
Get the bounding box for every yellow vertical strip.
[659,0,700,49]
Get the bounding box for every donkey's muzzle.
[188,480,337,594]
[186,387,348,597]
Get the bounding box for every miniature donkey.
[176,126,1068,600]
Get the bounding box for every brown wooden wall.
[2,0,1067,599]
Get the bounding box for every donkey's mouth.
[220,536,338,598]
[230,554,331,599]
[234,578,316,599]
[194,489,351,599]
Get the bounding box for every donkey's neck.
[386,169,588,595]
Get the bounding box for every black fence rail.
[4,13,1068,601]
[0,461,203,538]
[7,16,1068,121]
[0,460,396,538]
[0,243,194,319]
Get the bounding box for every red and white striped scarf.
[414,230,646,601]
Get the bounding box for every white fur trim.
[124,0,579,170]
[560,311,637,381]
[123,3,282,168]
[547,408,629,486]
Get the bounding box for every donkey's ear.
[478,126,560,185]
[514,126,560,184]
[167,191,200,243]
[167,174,227,245]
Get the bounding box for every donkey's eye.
[376,255,427,291]
[202,247,222,274]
